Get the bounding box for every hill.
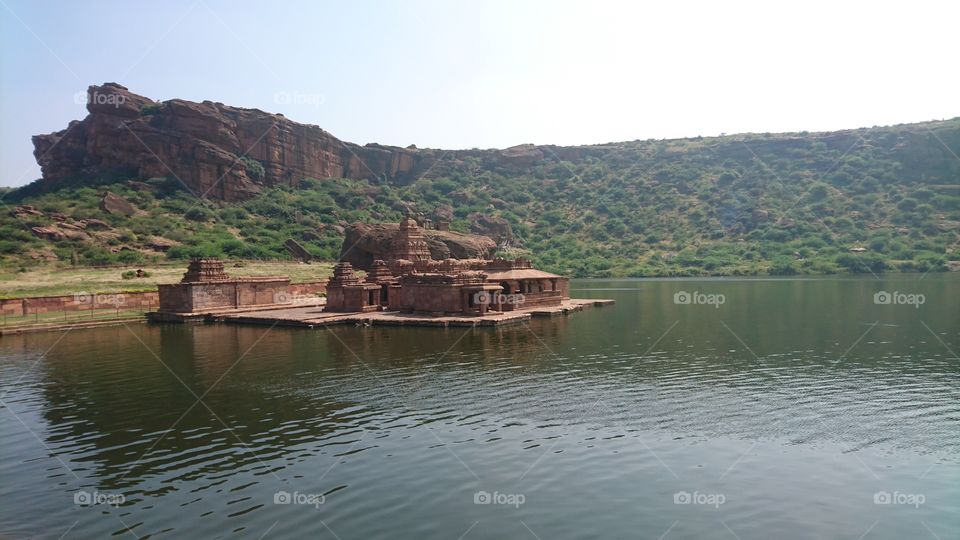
[3,84,959,277]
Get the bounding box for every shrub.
[835,252,884,274]
[184,207,213,222]
[0,240,22,254]
[140,102,163,115]
[769,257,799,275]
[239,156,265,181]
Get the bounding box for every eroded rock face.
[468,213,515,247]
[339,223,497,269]
[32,83,597,201]
[33,83,428,201]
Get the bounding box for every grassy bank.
[0,261,334,299]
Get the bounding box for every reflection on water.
[0,275,957,539]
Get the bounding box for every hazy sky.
[1,0,958,187]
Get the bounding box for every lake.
[1,275,957,539]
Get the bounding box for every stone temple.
[156,258,292,315]
[153,216,587,324]
[325,217,569,316]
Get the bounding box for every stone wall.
[511,290,563,310]
[156,279,326,313]
[157,278,291,313]
[0,281,327,318]
[289,282,326,297]
[397,283,464,314]
[0,291,159,317]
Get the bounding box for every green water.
[1,275,957,539]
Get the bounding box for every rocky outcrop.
[497,144,545,168]
[31,83,612,201]
[284,238,312,262]
[100,191,137,216]
[339,223,497,269]
[80,218,111,230]
[12,205,44,218]
[31,225,65,241]
[148,236,179,252]
[468,214,515,247]
[33,83,430,201]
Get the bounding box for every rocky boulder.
[30,226,65,240]
[431,229,497,259]
[148,236,179,252]
[468,214,515,247]
[12,205,44,218]
[284,238,312,262]
[100,191,137,216]
[80,218,112,230]
[338,222,497,269]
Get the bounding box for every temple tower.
[391,216,432,263]
[181,258,230,282]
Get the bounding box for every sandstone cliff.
[32,84,429,201]
[32,83,583,201]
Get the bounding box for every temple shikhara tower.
[391,216,432,263]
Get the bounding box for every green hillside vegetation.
[3,119,959,277]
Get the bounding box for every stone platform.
[212,298,614,328]
[146,300,327,323]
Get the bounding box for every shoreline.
[1,263,955,300]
